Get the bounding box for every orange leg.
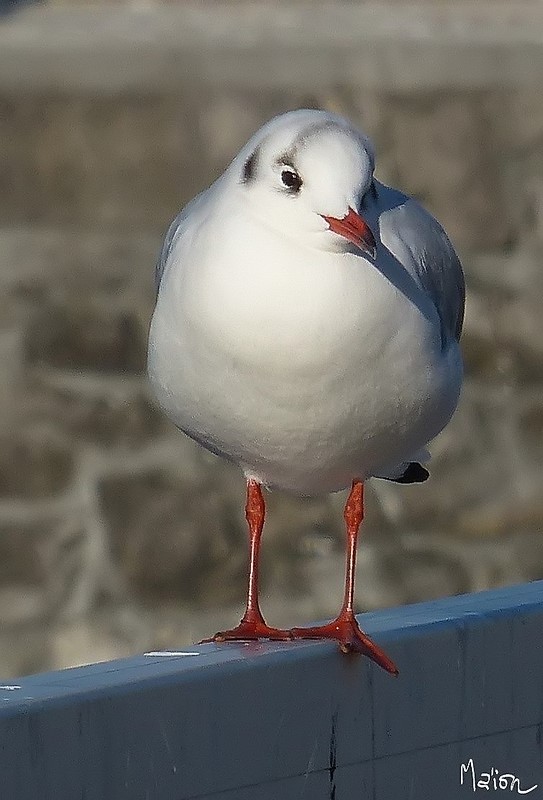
[290,481,398,675]
[201,479,292,643]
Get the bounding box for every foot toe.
[289,617,398,675]
[200,621,292,644]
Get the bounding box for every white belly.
[148,235,462,495]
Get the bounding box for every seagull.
[147,109,464,675]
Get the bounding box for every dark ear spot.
[242,148,258,183]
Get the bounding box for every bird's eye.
[280,169,302,192]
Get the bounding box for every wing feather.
[154,210,185,294]
[154,187,212,295]
[395,199,465,342]
[376,184,465,343]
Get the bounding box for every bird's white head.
[231,109,377,258]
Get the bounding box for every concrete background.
[0,1,542,678]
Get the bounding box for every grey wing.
[154,208,187,295]
[154,187,211,295]
[399,199,465,342]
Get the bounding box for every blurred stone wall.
[0,2,542,677]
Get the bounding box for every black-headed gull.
[148,109,464,675]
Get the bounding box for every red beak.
[322,207,376,259]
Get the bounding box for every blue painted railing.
[2,581,543,799]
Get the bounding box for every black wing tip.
[389,462,430,484]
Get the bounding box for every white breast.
[148,210,462,495]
